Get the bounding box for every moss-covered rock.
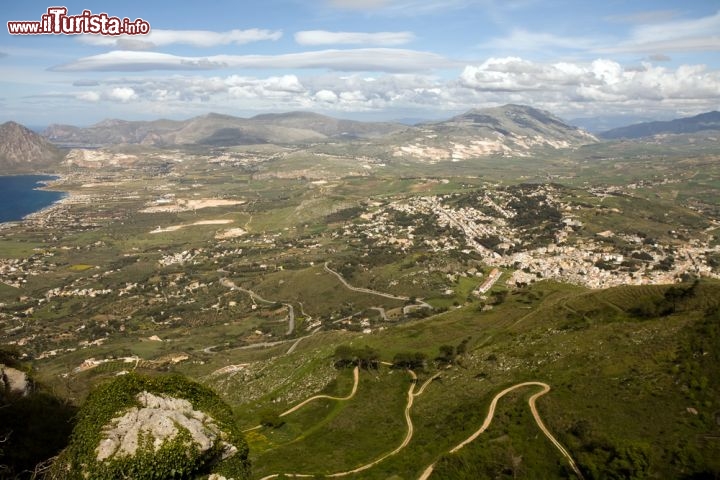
[48,373,249,480]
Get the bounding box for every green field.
[2,141,720,479]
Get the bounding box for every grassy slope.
[227,280,720,479]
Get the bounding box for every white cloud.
[302,73,454,110]
[77,91,100,102]
[51,48,456,73]
[605,10,679,25]
[460,57,588,91]
[55,57,720,121]
[295,30,415,46]
[108,87,137,102]
[648,54,671,62]
[66,72,455,114]
[631,11,720,44]
[459,57,720,115]
[324,0,482,14]
[479,11,720,57]
[78,28,282,49]
[263,75,306,93]
[479,29,600,52]
[226,75,308,100]
[315,89,339,103]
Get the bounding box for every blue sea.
[0,175,66,223]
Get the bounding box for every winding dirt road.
[243,366,360,434]
[258,370,439,480]
[418,381,584,480]
[252,369,582,480]
[331,371,440,476]
[279,366,360,417]
[220,277,295,335]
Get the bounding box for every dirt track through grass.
[257,369,439,480]
[417,381,584,480]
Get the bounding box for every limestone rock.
[56,373,249,479]
[96,391,227,461]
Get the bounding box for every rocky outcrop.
[64,148,139,168]
[0,364,30,396]
[96,391,236,462]
[52,373,250,480]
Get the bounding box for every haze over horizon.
[1,0,719,127]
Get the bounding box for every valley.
[1,106,720,479]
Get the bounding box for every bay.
[0,175,66,223]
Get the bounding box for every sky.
[1,0,719,128]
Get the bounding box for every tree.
[392,352,427,370]
[436,345,456,365]
[333,345,357,368]
[491,291,508,305]
[259,409,285,429]
[456,338,470,356]
[333,345,380,369]
[356,346,380,370]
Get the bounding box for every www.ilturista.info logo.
[7,7,150,35]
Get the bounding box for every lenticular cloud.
[460,57,720,103]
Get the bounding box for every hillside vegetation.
[206,280,720,479]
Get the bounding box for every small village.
[347,184,720,289]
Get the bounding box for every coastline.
[23,173,74,221]
[0,173,73,228]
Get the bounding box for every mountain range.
[41,105,595,152]
[42,112,406,148]
[600,111,720,139]
[3,106,720,172]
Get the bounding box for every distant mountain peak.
[200,112,240,121]
[394,104,595,162]
[600,111,720,139]
[1,120,26,129]
[35,105,596,156]
[251,111,326,120]
[93,118,132,128]
[0,121,64,171]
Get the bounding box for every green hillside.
[189,279,720,479]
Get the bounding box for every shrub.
[47,373,250,480]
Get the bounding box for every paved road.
[285,327,321,355]
[324,262,431,310]
[220,277,295,335]
[418,381,584,480]
[370,306,389,321]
